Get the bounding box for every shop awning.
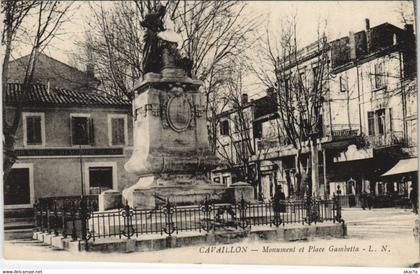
[381,158,418,177]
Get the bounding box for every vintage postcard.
[2,0,418,268]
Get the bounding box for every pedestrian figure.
[272,186,286,225]
[367,191,373,210]
[409,186,418,214]
[336,185,342,195]
[361,190,368,210]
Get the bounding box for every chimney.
[86,63,94,78]
[365,18,372,53]
[349,31,356,59]
[404,24,414,34]
[266,87,275,97]
[241,93,248,105]
[365,18,370,31]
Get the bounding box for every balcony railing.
[257,137,290,151]
[365,131,405,148]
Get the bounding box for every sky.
[11,1,415,97]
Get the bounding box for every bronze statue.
[140,4,193,77]
[140,5,166,74]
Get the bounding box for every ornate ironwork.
[33,196,342,242]
[162,198,176,236]
[200,196,214,232]
[237,196,250,230]
[121,202,135,239]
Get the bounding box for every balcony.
[365,131,405,148]
[257,137,290,151]
[331,124,360,139]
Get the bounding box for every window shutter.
[367,111,375,136]
[71,117,76,145]
[111,118,117,145]
[88,118,95,145]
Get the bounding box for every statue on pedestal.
[140,4,193,77]
[120,6,252,209]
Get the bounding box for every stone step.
[5,228,35,240]
[4,221,35,230]
[4,217,34,224]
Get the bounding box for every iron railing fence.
[33,195,343,243]
[33,195,98,239]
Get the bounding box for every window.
[367,111,375,136]
[312,65,319,82]
[222,176,230,185]
[339,74,348,93]
[84,162,117,195]
[234,140,249,164]
[376,109,385,135]
[213,177,220,184]
[23,112,45,146]
[71,114,94,145]
[4,163,34,208]
[253,121,262,139]
[298,71,306,92]
[220,120,229,136]
[374,62,385,89]
[108,114,127,146]
[283,78,290,93]
[89,167,113,194]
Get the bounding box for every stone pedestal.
[99,190,122,211]
[225,182,255,203]
[123,71,226,208]
[123,175,226,208]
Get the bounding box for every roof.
[5,83,130,108]
[10,52,99,82]
[381,158,418,177]
[8,52,100,92]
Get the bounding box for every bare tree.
[78,1,258,150]
[2,1,73,177]
[251,16,330,198]
[215,64,271,198]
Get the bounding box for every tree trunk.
[295,149,303,198]
[310,138,320,197]
[2,29,15,179]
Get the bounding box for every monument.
[121,5,247,208]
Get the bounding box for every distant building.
[212,20,417,207]
[7,52,100,93]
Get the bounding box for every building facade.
[212,20,417,206]
[4,84,136,211]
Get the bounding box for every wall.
[5,105,133,148]
[5,104,138,206]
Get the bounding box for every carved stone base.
[122,174,227,209]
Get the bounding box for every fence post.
[62,202,68,238]
[162,198,176,236]
[46,203,51,233]
[305,191,312,225]
[33,201,40,231]
[335,194,342,222]
[200,196,213,232]
[237,195,249,230]
[53,201,59,236]
[122,200,134,239]
[71,201,78,241]
[80,196,88,241]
